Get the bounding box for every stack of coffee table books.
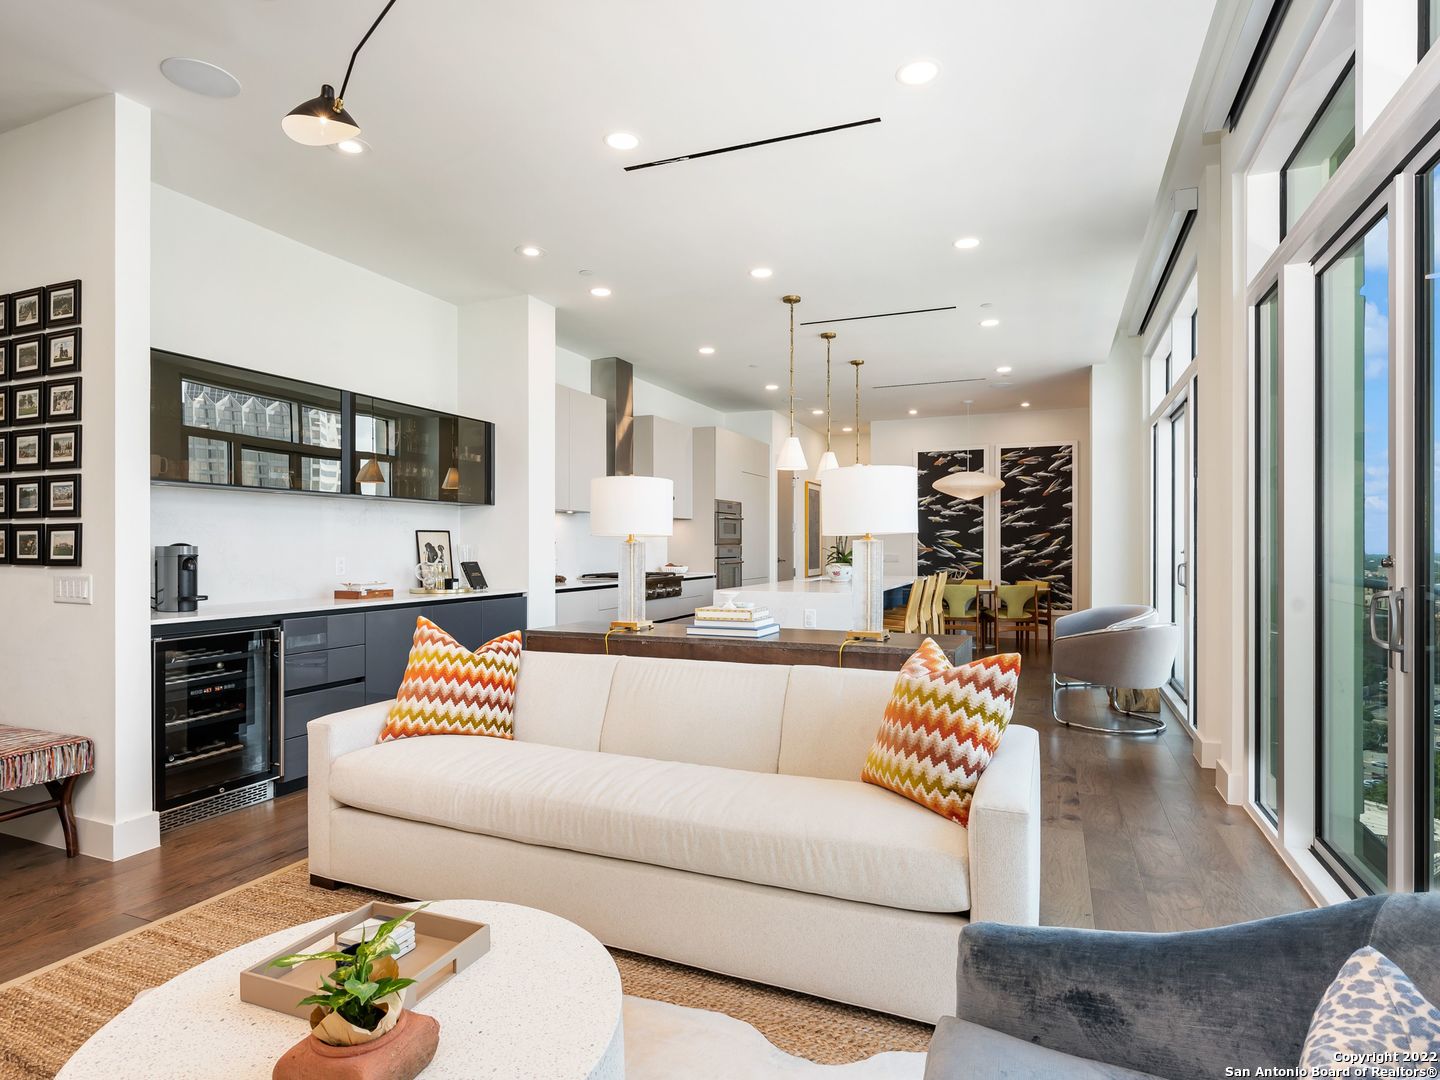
[687,605,779,638]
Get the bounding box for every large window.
[1282,59,1356,237]
[1421,161,1440,890]
[1256,286,1281,819]
[1316,215,1391,894]
[1427,0,1440,55]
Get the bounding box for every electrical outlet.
[335,557,346,576]
[803,608,817,628]
[53,574,93,605]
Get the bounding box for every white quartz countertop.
[556,573,714,593]
[720,575,914,596]
[150,586,528,626]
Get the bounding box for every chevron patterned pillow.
[378,618,521,742]
[861,640,1021,827]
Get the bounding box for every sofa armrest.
[954,898,1390,1079]
[966,724,1040,925]
[307,701,391,878]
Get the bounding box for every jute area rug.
[0,861,931,1080]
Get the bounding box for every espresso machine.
[153,543,206,612]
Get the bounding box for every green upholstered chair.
[943,580,990,642]
[993,583,1040,647]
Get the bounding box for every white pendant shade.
[815,450,839,476]
[932,471,1004,500]
[821,464,918,536]
[590,476,674,537]
[776,436,808,472]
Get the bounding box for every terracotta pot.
[273,1009,440,1080]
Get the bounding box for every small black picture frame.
[0,388,7,426]
[0,525,10,564]
[0,435,7,474]
[0,293,9,336]
[13,431,41,472]
[11,478,42,517]
[415,529,454,582]
[45,378,81,423]
[11,288,42,333]
[45,329,81,374]
[12,524,43,564]
[44,523,82,566]
[45,474,81,518]
[0,481,8,519]
[45,425,81,469]
[0,341,8,382]
[11,335,43,379]
[11,383,44,425]
[44,280,80,329]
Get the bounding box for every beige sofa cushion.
[329,734,970,912]
[512,650,619,751]
[778,665,897,781]
[599,656,789,773]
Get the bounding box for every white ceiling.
[0,0,1216,420]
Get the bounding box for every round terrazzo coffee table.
[57,899,625,1080]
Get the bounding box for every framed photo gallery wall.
[0,280,84,566]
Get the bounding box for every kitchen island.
[713,575,914,630]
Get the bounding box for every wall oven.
[153,627,282,811]
[715,499,743,545]
[716,546,744,590]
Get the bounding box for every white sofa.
[308,650,1041,1023]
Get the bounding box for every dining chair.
[927,571,949,635]
[992,583,1041,647]
[883,576,926,633]
[943,579,990,645]
[912,574,939,633]
[1015,580,1055,645]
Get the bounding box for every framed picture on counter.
[45,329,80,374]
[46,378,80,422]
[44,280,80,329]
[46,425,81,469]
[12,336,42,379]
[416,529,453,581]
[13,524,42,564]
[45,523,81,566]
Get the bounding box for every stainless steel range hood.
[590,356,634,477]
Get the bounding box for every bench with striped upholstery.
[0,724,94,857]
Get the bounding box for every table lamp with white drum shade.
[590,475,674,631]
[821,464,918,639]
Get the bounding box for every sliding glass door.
[1316,214,1392,895]
[1256,287,1281,819]
[1420,161,1440,890]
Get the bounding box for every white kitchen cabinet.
[554,386,607,513]
[633,415,694,519]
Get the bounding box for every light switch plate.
[53,574,93,605]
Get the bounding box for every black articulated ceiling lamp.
[282,0,400,146]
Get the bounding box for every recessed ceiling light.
[980,318,1000,328]
[605,132,640,151]
[765,384,780,391]
[953,237,981,250]
[842,426,854,433]
[908,408,919,416]
[995,365,1012,374]
[698,346,715,355]
[811,409,824,416]
[160,57,242,98]
[896,59,940,86]
[330,137,370,155]
[590,287,612,297]
[749,267,774,279]
[515,244,545,257]
[1020,401,1031,408]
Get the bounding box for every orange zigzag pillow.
[861,639,1020,827]
[378,617,521,742]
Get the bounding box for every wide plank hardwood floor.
[0,641,1311,985]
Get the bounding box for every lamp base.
[609,620,654,632]
[845,628,890,642]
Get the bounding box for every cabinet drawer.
[283,681,367,740]
[285,644,366,694]
[283,614,365,654]
[281,733,308,782]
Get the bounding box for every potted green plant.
[269,907,422,1048]
[825,537,854,582]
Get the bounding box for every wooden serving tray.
[240,902,491,1019]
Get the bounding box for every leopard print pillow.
[1299,946,1440,1077]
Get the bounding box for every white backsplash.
[554,512,671,582]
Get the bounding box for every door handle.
[1368,587,1406,670]
[1175,559,1187,588]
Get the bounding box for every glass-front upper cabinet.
[152,351,494,505]
[1282,59,1356,237]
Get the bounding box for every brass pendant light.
[849,358,865,464]
[815,332,839,475]
[776,295,808,471]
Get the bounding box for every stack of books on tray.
[687,605,780,639]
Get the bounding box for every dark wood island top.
[523,621,976,671]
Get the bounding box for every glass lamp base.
[850,536,887,638]
[614,537,652,631]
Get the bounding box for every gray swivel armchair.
[1051,605,1179,736]
[923,892,1440,1080]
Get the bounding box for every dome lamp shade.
[282,84,361,146]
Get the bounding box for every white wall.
[0,96,154,859]
[869,406,1091,609]
[149,186,477,602]
[1089,338,1149,605]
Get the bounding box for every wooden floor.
[0,641,1311,986]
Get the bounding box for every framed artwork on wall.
[0,341,7,381]
[0,388,6,426]
[12,524,42,564]
[44,280,80,328]
[0,293,8,336]
[45,426,81,469]
[12,336,42,379]
[0,525,9,564]
[44,524,81,566]
[11,384,43,425]
[45,474,80,517]
[916,448,988,579]
[12,479,41,517]
[0,436,6,473]
[13,431,40,471]
[803,480,823,578]
[0,481,7,518]
[11,288,42,333]
[998,442,1076,609]
[45,329,80,374]
[45,378,80,422]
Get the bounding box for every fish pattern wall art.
[916,449,987,579]
[999,443,1074,608]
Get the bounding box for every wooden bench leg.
[43,776,80,857]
